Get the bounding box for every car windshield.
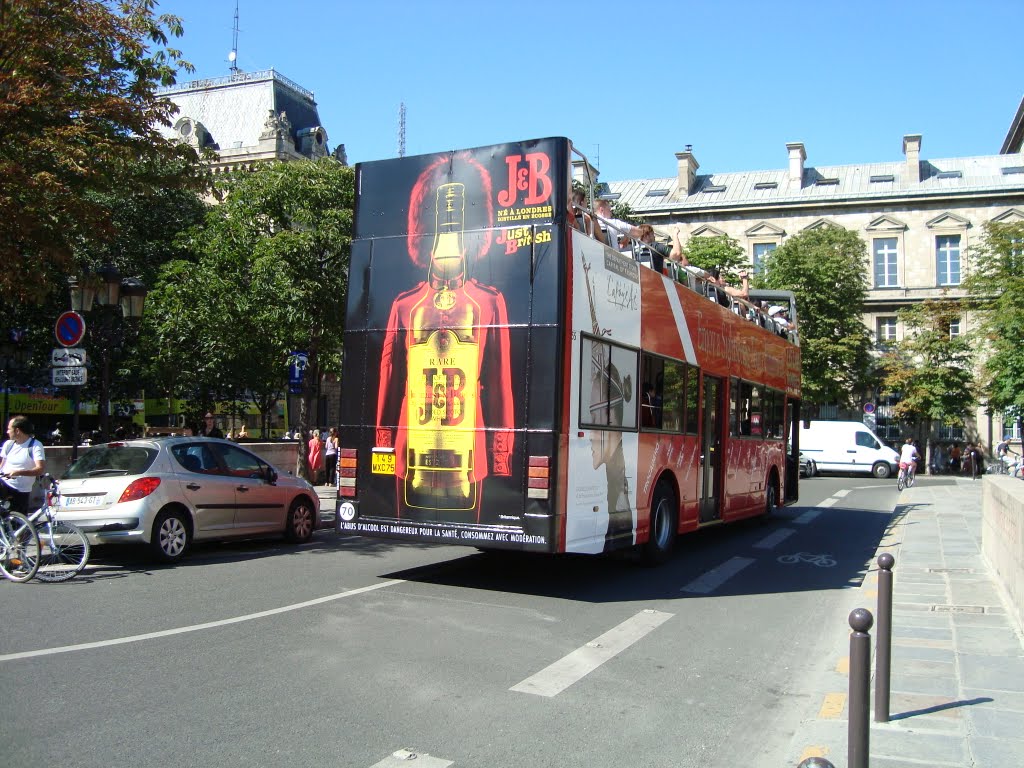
[63,445,158,479]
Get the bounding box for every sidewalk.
[789,477,1024,767]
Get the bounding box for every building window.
[752,242,776,274]
[873,238,899,288]
[937,424,964,441]
[1003,414,1021,441]
[876,317,897,345]
[948,318,961,339]
[936,235,961,286]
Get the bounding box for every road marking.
[371,749,453,767]
[799,746,829,762]
[0,580,404,663]
[818,692,846,719]
[681,556,755,594]
[816,498,837,508]
[510,609,673,697]
[753,528,795,550]
[833,489,851,498]
[793,509,821,525]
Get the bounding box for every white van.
[798,420,900,478]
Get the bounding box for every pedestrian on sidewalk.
[968,443,983,479]
[307,428,324,485]
[324,427,339,486]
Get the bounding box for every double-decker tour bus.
[336,137,801,561]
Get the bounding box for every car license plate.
[371,451,395,475]
[63,494,103,507]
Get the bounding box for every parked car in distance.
[799,452,817,478]
[57,437,320,562]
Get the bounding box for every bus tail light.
[339,448,358,497]
[527,456,550,499]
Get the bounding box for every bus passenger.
[635,224,676,273]
[594,199,640,252]
[706,267,749,306]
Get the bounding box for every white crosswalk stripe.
[370,749,453,767]
[681,556,755,594]
[510,609,673,697]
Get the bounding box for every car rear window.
[63,446,158,479]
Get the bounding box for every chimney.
[903,134,922,184]
[572,158,599,187]
[786,142,806,187]
[675,146,699,195]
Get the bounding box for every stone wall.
[982,476,1024,635]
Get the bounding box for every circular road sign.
[55,311,86,347]
[863,402,876,415]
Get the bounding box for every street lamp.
[68,266,147,449]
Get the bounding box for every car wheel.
[150,508,190,563]
[764,476,778,516]
[809,460,817,478]
[286,498,316,543]
[872,462,892,479]
[641,481,677,566]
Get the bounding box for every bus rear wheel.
[641,481,677,566]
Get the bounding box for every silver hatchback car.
[57,437,320,562]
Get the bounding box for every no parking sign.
[55,311,86,347]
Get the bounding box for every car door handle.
[237,486,249,492]
[186,483,201,490]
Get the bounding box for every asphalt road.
[0,475,910,768]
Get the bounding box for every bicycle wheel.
[897,471,906,492]
[36,521,90,582]
[0,512,41,582]
[907,472,916,488]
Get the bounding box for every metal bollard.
[875,552,895,723]
[797,758,836,768]
[848,607,874,768]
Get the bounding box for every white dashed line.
[510,609,673,697]
[371,749,454,767]
[754,528,796,550]
[833,489,851,498]
[681,556,755,594]
[0,580,404,662]
[816,498,838,508]
[794,509,822,525]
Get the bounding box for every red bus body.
[338,137,801,556]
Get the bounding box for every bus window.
[684,366,699,434]
[750,385,763,436]
[581,336,638,431]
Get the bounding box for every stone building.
[156,69,346,172]
[600,129,1024,451]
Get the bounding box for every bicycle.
[897,462,916,491]
[0,499,41,582]
[28,475,90,582]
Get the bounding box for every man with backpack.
[0,415,46,514]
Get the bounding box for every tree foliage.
[0,0,205,303]
[143,159,354,468]
[879,299,976,435]
[756,226,872,409]
[681,234,746,276]
[963,221,1024,434]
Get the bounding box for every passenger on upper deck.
[635,224,682,274]
[768,304,795,333]
[569,188,598,237]
[593,199,640,252]
[705,267,750,306]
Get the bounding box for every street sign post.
[52,367,87,386]
[54,311,86,347]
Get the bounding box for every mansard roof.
[607,153,1024,215]
[156,69,325,154]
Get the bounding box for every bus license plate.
[372,452,395,475]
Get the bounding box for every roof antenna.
[398,101,406,157]
[228,0,240,74]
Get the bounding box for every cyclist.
[0,415,47,515]
[898,437,920,485]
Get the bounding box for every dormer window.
[936,170,962,179]
[815,177,840,186]
[870,174,895,183]
[645,188,670,197]
[702,184,726,193]
[753,182,777,190]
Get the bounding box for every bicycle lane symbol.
[777,552,837,567]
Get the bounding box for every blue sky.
[157,0,1022,181]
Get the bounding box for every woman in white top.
[324,427,340,486]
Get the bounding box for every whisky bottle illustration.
[404,183,481,510]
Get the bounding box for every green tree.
[0,0,203,304]
[681,233,746,279]
[144,158,355,474]
[756,226,872,410]
[963,220,1024,437]
[879,299,976,454]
